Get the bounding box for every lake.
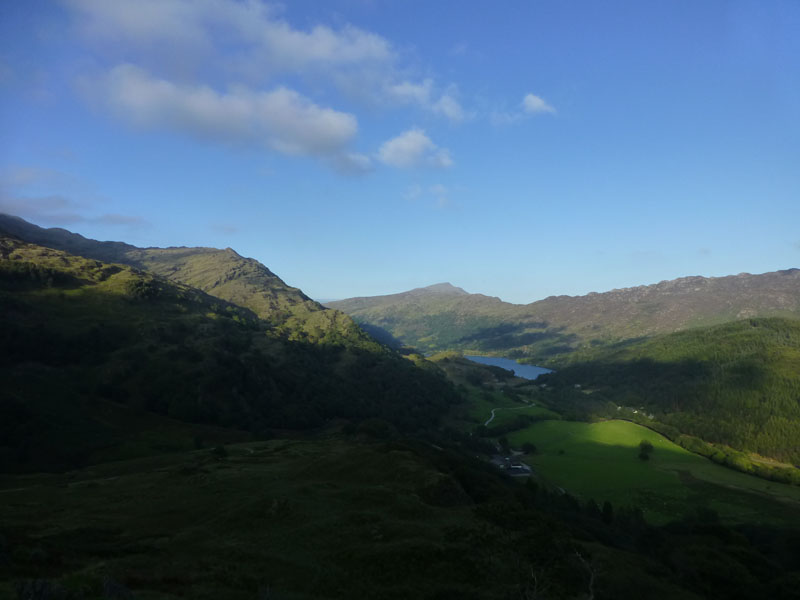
[464,355,553,380]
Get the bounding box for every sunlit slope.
[508,420,800,525]
[545,318,800,464]
[329,271,800,359]
[0,214,377,347]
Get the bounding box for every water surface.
[465,355,552,380]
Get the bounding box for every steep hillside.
[329,272,800,360]
[0,214,371,345]
[0,236,461,472]
[540,318,800,466]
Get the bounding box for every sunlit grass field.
[508,419,800,525]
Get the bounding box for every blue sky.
[1,0,798,303]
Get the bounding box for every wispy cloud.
[378,128,453,169]
[0,194,148,228]
[384,79,469,122]
[1,166,80,189]
[0,167,147,228]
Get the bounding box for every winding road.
[484,404,535,427]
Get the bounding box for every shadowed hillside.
[0,235,461,472]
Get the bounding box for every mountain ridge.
[0,214,366,342]
[330,269,800,360]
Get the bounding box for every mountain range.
[328,271,800,361]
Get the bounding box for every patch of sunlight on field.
[509,419,800,525]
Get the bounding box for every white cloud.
[63,0,467,172]
[64,0,393,76]
[66,0,463,119]
[378,128,453,169]
[522,93,555,114]
[95,64,360,162]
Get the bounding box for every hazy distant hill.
[329,282,527,352]
[329,272,800,360]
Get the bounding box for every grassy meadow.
[507,419,800,525]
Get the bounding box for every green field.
[508,419,800,525]
[458,390,559,427]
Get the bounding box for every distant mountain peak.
[413,282,468,296]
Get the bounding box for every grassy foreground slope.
[543,318,800,465]
[329,271,800,360]
[0,236,460,472]
[5,436,800,600]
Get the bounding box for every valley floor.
[507,419,800,525]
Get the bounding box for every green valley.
[2,217,799,599]
[4,4,800,598]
